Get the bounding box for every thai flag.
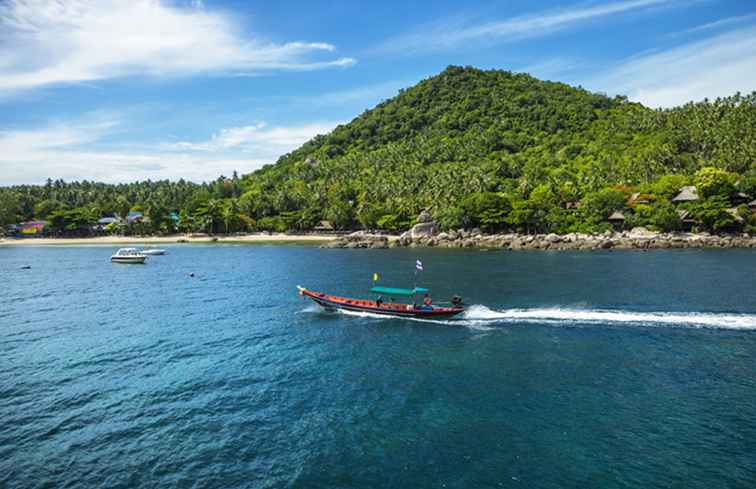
[415,260,423,271]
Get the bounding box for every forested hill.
[241,65,755,231]
[2,66,755,235]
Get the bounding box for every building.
[608,211,625,230]
[672,186,699,204]
[676,210,697,231]
[19,221,48,236]
[126,211,143,224]
[313,220,335,232]
[628,192,653,206]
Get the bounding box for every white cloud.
[515,58,583,80]
[376,0,671,55]
[0,0,355,94]
[668,14,756,38]
[0,117,341,184]
[166,121,342,158]
[589,24,756,107]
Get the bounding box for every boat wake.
[303,304,756,331]
[459,305,756,330]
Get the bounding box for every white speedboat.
[111,248,147,264]
[141,247,167,256]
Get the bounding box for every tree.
[0,191,22,226]
[582,188,627,222]
[649,203,682,232]
[690,196,738,232]
[461,192,510,231]
[694,167,738,199]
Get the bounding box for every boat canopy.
[369,286,429,297]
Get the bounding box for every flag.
[415,260,423,271]
[373,273,379,282]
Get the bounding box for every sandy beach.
[0,234,339,246]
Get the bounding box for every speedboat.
[140,247,167,255]
[298,285,464,319]
[111,248,147,264]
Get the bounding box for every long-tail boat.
[297,285,464,319]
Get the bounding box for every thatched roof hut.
[314,220,334,231]
[608,211,625,222]
[672,186,699,203]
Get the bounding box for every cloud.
[0,117,341,184]
[668,13,756,38]
[376,0,672,55]
[588,24,756,107]
[166,121,342,158]
[0,0,355,94]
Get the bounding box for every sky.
[1,0,756,185]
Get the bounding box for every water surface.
[2,246,756,488]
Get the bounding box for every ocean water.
[2,245,756,488]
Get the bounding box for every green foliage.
[690,196,738,232]
[2,66,755,235]
[694,167,739,199]
[436,206,465,231]
[461,192,510,231]
[648,203,683,232]
[647,175,691,200]
[582,188,627,221]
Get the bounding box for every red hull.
[298,287,464,319]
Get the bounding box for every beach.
[0,233,340,246]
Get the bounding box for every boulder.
[416,209,433,223]
[409,218,439,239]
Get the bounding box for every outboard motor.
[451,295,463,307]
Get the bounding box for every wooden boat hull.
[111,256,146,264]
[298,287,464,319]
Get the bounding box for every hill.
[240,65,756,232]
[1,66,755,236]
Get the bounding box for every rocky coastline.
[323,209,756,250]
[322,228,756,250]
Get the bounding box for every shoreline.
[0,233,342,247]
[322,229,756,250]
[2,230,755,250]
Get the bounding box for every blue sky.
[1,0,755,184]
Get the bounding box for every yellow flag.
[373,273,379,282]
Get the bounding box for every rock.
[409,220,439,239]
[437,232,450,241]
[416,209,433,223]
[629,227,654,236]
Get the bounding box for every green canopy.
[370,286,429,297]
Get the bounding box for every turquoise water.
[2,245,756,488]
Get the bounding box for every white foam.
[301,304,756,331]
[461,305,756,330]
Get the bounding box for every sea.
[2,245,756,489]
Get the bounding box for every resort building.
[676,210,698,231]
[314,220,335,232]
[608,211,626,230]
[672,186,699,204]
[19,221,48,236]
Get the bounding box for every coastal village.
[3,183,755,250]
